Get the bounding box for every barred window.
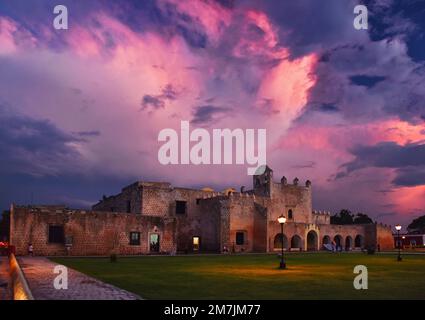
[175,201,187,214]
[48,225,64,244]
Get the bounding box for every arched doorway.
[345,236,353,251]
[291,235,303,251]
[355,235,364,248]
[307,230,318,251]
[273,233,288,250]
[334,235,343,251]
[322,235,331,249]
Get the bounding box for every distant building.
[394,234,425,248]
[9,166,394,256]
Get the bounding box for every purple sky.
[0,0,424,228]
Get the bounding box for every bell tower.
[253,165,273,197]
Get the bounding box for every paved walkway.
[0,257,11,300]
[18,257,141,300]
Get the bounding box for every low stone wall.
[10,206,176,256]
[9,253,34,300]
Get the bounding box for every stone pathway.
[0,256,11,300]
[18,257,141,300]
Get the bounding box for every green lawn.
[51,253,425,299]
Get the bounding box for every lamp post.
[395,224,402,262]
[278,215,287,269]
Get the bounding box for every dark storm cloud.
[319,103,340,113]
[140,84,178,111]
[74,130,101,137]
[344,142,425,171]
[363,0,425,62]
[305,42,425,124]
[349,75,386,88]
[393,167,425,187]
[253,0,425,125]
[141,95,165,110]
[242,0,359,58]
[337,141,425,186]
[0,106,82,176]
[191,105,231,125]
[0,172,138,210]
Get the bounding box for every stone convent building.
[10,166,394,256]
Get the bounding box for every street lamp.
[278,215,287,269]
[395,224,402,262]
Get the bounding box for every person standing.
[28,243,34,256]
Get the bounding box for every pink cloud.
[0,16,37,54]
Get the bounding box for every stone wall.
[10,167,394,256]
[92,182,143,213]
[375,223,394,250]
[10,205,176,256]
[227,194,257,252]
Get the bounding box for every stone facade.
[9,166,394,256]
[10,206,175,256]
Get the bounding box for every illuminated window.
[193,236,200,251]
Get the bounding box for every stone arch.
[355,235,364,248]
[334,235,343,250]
[273,233,288,250]
[322,235,331,247]
[345,236,353,251]
[307,230,318,251]
[291,235,303,250]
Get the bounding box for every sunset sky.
[0,0,424,227]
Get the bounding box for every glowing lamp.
[278,215,287,224]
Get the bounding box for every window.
[129,232,140,245]
[48,225,64,244]
[193,236,200,251]
[288,209,293,219]
[196,199,201,205]
[126,200,131,213]
[175,201,187,214]
[236,232,245,245]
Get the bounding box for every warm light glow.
[395,224,402,231]
[402,236,406,239]
[278,215,286,224]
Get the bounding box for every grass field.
[51,253,425,300]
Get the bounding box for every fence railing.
[9,253,34,300]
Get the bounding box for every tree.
[353,213,373,224]
[331,210,374,225]
[407,215,425,234]
[331,209,354,225]
[0,210,10,242]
